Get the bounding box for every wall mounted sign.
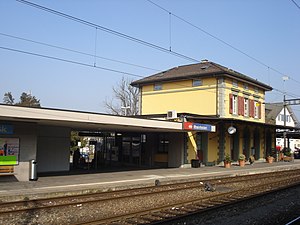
[0,124,13,135]
[183,122,216,132]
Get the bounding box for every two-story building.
[131,60,274,165]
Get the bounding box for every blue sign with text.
[0,125,14,135]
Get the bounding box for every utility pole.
[283,94,287,150]
[282,75,289,151]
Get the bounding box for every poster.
[0,138,19,165]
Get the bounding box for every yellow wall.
[141,78,217,115]
[141,77,267,125]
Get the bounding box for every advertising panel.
[0,138,19,165]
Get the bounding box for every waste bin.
[29,159,38,181]
[191,159,200,168]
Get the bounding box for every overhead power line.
[291,0,300,10]
[0,46,143,78]
[16,0,199,63]
[147,0,300,87]
[13,0,300,98]
[0,32,160,72]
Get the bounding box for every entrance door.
[196,133,208,163]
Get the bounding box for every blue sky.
[1,0,300,118]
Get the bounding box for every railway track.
[0,169,299,224]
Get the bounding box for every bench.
[0,165,14,175]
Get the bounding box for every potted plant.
[266,155,274,163]
[224,154,231,168]
[238,154,246,167]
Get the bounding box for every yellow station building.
[131,60,275,165]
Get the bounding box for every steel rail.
[74,174,300,225]
[1,169,299,223]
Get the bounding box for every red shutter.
[249,99,254,117]
[238,96,244,116]
[229,94,233,114]
[238,96,242,115]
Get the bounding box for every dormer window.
[193,79,202,87]
[154,83,162,91]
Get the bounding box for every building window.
[154,83,162,91]
[232,80,238,87]
[192,79,202,87]
[232,95,238,115]
[244,83,249,90]
[244,98,249,117]
[254,87,259,93]
[254,101,260,119]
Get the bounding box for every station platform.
[0,160,300,202]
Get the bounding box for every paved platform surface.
[0,160,300,202]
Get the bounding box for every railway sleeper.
[125,217,152,224]
[151,211,174,219]
[163,209,186,216]
[139,214,164,222]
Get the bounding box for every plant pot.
[239,160,245,167]
[224,161,231,168]
[267,157,273,163]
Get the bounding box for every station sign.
[183,122,216,132]
[0,124,13,135]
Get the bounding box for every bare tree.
[104,76,139,116]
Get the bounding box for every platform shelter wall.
[37,126,71,173]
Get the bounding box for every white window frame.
[254,101,259,118]
[232,95,238,115]
[244,98,249,117]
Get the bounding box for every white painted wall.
[276,108,295,127]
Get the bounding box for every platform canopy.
[0,104,183,133]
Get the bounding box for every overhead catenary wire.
[0,46,144,78]
[0,32,160,72]
[1,31,294,99]
[146,0,300,87]
[11,0,300,100]
[291,0,300,10]
[16,0,199,63]
[2,44,297,104]
[16,0,300,92]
